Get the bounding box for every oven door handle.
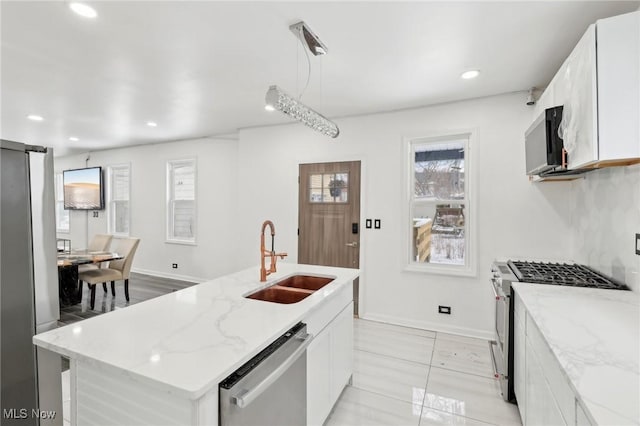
[488,340,500,379]
[490,280,501,301]
[231,332,313,408]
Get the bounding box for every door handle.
[345,242,358,247]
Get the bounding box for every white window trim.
[55,172,70,234]
[402,131,477,278]
[166,158,197,245]
[107,163,131,237]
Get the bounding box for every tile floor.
[59,275,521,426]
[325,319,522,426]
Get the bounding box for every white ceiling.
[2,1,638,156]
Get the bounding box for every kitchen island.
[512,282,639,426]
[34,263,359,425]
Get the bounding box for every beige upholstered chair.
[79,238,140,309]
[78,234,113,273]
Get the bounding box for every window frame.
[107,163,131,237]
[54,172,70,233]
[166,158,197,245]
[403,132,477,277]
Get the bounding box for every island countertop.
[34,263,359,400]
[512,282,639,425]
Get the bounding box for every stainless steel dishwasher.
[219,322,312,426]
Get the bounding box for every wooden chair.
[78,234,113,274]
[79,238,140,310]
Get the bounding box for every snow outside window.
[55,173,70,233]
[409,136,470,270]
[108,164,130,236]
[167,159,196,244]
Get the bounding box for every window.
[55,173,70,233]
[107,164,130,236]
[407,134,472,274]
[167,159,196,244]
[309,172,349,203]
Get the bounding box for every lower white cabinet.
[307,302,353,426]
[513,293,526,424]
[524,339,566,426]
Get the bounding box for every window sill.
[404,263,477,278]
[165,239,197,246]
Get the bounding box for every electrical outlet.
[438,305,451,315]
[92,211,98,218]
[172,263,178,269]
[636,233,640,255]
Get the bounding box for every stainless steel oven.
[489,260,629,403]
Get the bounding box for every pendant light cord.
[298,35,311,100]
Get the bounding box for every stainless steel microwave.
[525,106,564,176]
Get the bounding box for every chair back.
[109,238,140,279]
[88,234,113,252]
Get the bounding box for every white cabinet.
[532,11,640,171]
[514,288,589,426]
[306,300,354,426]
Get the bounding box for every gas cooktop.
[507,260,628,290]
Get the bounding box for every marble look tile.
[353,349,429,404]
[436,333,488,346]
[431,337,494,378]
[355,322,435,365]
[424,367,521,426]
[356,318,437,339]
[419,406,496,426]
[325,386,422,426]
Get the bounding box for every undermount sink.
[246,275,335,304]
[276,275,334,291]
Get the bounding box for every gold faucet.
[260,220,288,282]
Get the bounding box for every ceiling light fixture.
[289,21,328,56]
[69,137,79,142]
[27,114,44,121]
[146,121,158,127]
[265,85,339,138]
[461,70,480,80]
[265,21,338,138]
[69,2,97,19]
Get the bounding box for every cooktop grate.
[507,261,628,290]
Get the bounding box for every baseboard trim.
[131,268,209,284]
[360,312,495,341]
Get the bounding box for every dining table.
[57,250,123,306]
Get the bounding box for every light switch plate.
[635,233,640,255]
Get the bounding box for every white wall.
[237,92,574,339]
[54,137,239,282]
[570,164,640,292]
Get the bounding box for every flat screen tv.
[63,167,104,210]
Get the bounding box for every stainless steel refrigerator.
[1,139,62,425]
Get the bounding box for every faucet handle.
[276,252,288,259]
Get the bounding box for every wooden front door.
[298,161,361,316]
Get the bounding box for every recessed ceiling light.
[27,114,44,121]
[69,3,97,19]
[146,121,158,127]
[69,137,79,142]
[461,70,480,80]
[264,104,275,112]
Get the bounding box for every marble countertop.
[512,282,639,425]
[34,263,359,399]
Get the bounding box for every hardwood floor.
[58,272,198,326]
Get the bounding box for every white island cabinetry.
[33,264,359,426]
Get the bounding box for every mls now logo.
[3,408,57,419]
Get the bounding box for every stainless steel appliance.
[525,106,564,175]
[219,322,312,426]
[1,140,62,425]
[489,260,629,403]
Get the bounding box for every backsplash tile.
[571,164,640,292]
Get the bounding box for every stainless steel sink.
[246,275,335,304]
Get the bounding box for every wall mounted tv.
[63,167,104,210]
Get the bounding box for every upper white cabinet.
[534,11,640,170]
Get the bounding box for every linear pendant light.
[265,85,340,138]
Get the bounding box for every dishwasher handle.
[231,332,313,408]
